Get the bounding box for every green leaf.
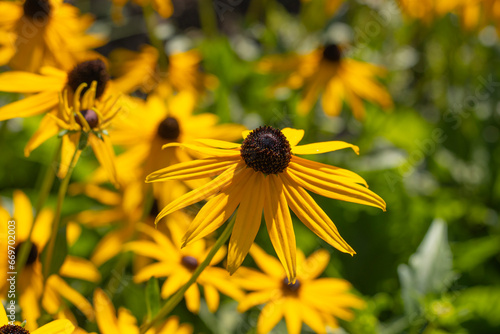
[453,235,500,272]
[145,277,160,321]
[455,286,500,327]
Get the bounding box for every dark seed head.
[240,126,291,175]
[0,324,30,334]
[75,109,99,129]
[14,242,38,266]
[157,117,180,141]
[23,0,51,20]
[181,256,199,271]
[67,59,109,99]
[282,277,301,293]
[322,44,342,63]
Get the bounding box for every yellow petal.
[298,249,330,280]
[24,115,60,157]
[135,223,178,255]
[89,135,118,187]
[199,267,245,301]
[227,172,265,275]
[58,133,81,179]
[146,157,239,182]
[124,241,170,262]
[32,320,75,334]
[281,128,304,146]
[284,299,303,334]
[161,273,190,298]
[47,275,95,321]
[91,229,131,267]
[292,141,359,155]
[94,289,120,334]
[0,71,65,92]
[59,256,101,282]
[185,284,201,313]
[286,165,386,210]
[134,262,176,283]
[301,303,326,334]
[249,244,284,278]
[117,308,139,334]
[194,138,241,149]
[281,175,355,255]
[262,175,297,283]
[13,190,33,241]
[203,284,220,313]
[154,163,242,224]
[237,290,277,313]
[163,142,239,157]
[257,302,285,334]
[0,91,58,121]
[0,298,8,324]
[321,77,344,117]
[31,208,53,250]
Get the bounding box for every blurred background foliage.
[1,0,500,333]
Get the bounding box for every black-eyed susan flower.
[125,223,244,313]
[108,86,244,206]
[94,288,193,334]
[0,0,104,72]
[146,126,386,283]
[0,304,75,334]
[0,191,100,331]
[234,245,365,334]
[259,44,393,119]
[26,78,122,185]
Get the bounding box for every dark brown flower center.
[240,126,291,175]
[181,256,198,271]
[282,277,301,293]
[23,0,51,20]
[322,44,342,63]
[14,242,38,266]
[76,109,99,129]
[67,59,109,99]
[157,117,180,141]
[0,324,30,334]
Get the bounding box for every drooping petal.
[146,157,239,182]
[281,128,304,146]
[203,283,220,312]
[153,163,244,225]
[301,303,327,334]
[284,298,303,334]
[227,172,265,275]
[286,166,386,210]
[292,141,359,155]
[321,77,344,117]
[89,135,118,187]
[257,302,285,334]
[161,272,190,298]
[117,308,140,334]
[184,284,201,313]
[13,190,33,241]
[58,133,81,179]
[263,175,297,283]
[24,115,59,157]
[94,289,120,334]
[46,275,95,321]
[281,175,355,255]
[0,91,58,121]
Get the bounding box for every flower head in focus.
[146,126,386,283]
[0,191,100,331]
[259,44,393,119]
[125,223,244,313]
[234,245,365,334]
[93,288,192,334]
[0,0,104,72]
[0,304,75,334]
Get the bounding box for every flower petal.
[237,290,278,313]
[185,284,201,313]
[301,303,326,334]
[46,275,95,321]
[89,135,119,187]
[94,289,120,334]
[281,128,304,146]
[282,175,355,255]
[263,175,297,283]
[227,172,265,275]
[194,138,241,149]
[153,163,243,225]
[298,249,330,280]
[146,157,239,182]
[286,165,386,210]
[161,273,190,298]
[13,190,33,241]
[59,256,101,282]
[203,283,220,312]
[284,298,303,334]
[0,91,58,121]
[292,141,359,155]
[0,71,65,93]
[163,142,239,157]
[24,114,59,157]
[32,320,75,334]
[134,262,176,283]
[248,244,285,279]
[291,156,367,186]
[257,302,285,334]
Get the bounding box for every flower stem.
[199,0,218,38]
[16,141,62,278]
[42,147,80,281]
[139,214,237,334]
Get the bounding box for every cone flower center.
[67,59,110,99]
[240,126,291,175]
[322,44,342,63]
[0,324,30,334]
[157,117,180,141]
[282,277,301,293]
[23,0,51,20]
[14,242,38,266]
[181,256,198,271]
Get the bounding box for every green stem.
[139,214,237,334]
[16,142,62,279]
[42,147,79,281]
[199,0,218,38]
[143,4,168,71]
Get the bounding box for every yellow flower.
[0,0,104,72]
[456,0,500,33]
[0,191,100,331]
[0,304,75,334]
[27,79,122,185]
[125,223,244,313]
[146,126,386,283]
[259,44,393,119]
[108,86,244,206]
[235,245,365,334]
[94,288,193,334]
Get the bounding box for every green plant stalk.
[16,141,62,279]
[42,147,79,281]
[143,4,168,71]
[139,214,237,334]
[199,0,218,38]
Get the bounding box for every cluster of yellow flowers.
[2,0,492,333]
